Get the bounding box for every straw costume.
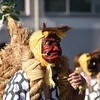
[0,1,41,99]
[74,49,100,100]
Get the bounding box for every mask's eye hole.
[92,62,96,66]
[45,41,52,45]
[89,58,98,68]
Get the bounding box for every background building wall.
[0,0,100,68]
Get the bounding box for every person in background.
[73,48,100,100]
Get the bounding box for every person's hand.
[67,72,86,90]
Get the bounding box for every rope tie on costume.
[22,59,44,81]
[45,64,55,87]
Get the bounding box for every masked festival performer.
[73,49,100,100]
[0,0,87,99]
[0,3,86,99]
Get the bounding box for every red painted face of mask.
[42,34,62,63]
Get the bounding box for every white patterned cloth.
[3,69,59,100]
[3,70,30,100]
[81,73,100,100]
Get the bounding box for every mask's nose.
[53,45,60,51]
